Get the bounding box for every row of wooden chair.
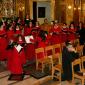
[35,44,62,82]
[72,56,85,85]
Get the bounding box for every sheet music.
[15,45,23,52]
[25,35,34,43]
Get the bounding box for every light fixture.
[78,7,81,10]
[74,7,76,10]
[68,5,72,9]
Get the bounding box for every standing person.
[62,42,79,81]
[7,25,15,42]
[17,35,26,65]
[24,14,31,26]
[0,22,8,60]
[41,18,51,33]
[50,22,62,45]
[7,42,24,79]
[77,22,85,45]
[61,23,68,43]
[68,23,77,43]
[24,21,33,36]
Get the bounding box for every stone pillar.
[25,0,30,16]
[66,0,74,24]
[15,0,25,18]
[54,0,61,22]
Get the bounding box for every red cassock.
[61,27,68,43]
[17,40,26,65]
[25,35,35,61]
[14,29,22,41]
[0,30,8,60]
[15,29,22,35]
[37,37,46,59]
[45,34,51,45]
[24,27,32,36]
[50,26,62,44]
[68,28,76,41]
[7,30,15,41]
[7,47,23,74]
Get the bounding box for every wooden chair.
[72,58,85,85]
[45,45,54,70]
[35,47,46,72]
[81,56,85,72]
[52,44,62,82]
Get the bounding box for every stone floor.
[0,62,82,85]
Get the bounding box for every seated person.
[62,41,79,81]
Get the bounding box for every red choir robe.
[50,25,62,44]
[0,29,8,60]
[25,35,35,61]
[37,37,46,59]
[7,46,23,74]
[24,26,32,36]
[7,29,15,41]
[14,29,22,41]
[17,39,26,65]
[15,29,22,35]
[68,28,76,41]
[61,27,68,43]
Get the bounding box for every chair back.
[45,45,54,58]
[81,56,85,71]
[35,47,45,60]
[53,44,62,64]
[72,58,81,74]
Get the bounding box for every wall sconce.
[68,5,72,9]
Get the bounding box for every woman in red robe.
[14,24,22,41]
[0,22,8,60]
[17,35,26,65]
[50,23,62,45]
[7,25,15,42]
[68,23,77,43]
[24,22,33,36]
[15,25,22,35]
[61,23,69,43]
[7,42,23,74]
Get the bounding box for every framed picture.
[38,7,45,18]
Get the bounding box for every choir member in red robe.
[17,35,26,65]
[50,23,62,45]
[0,22,8,60]
[14,24,22,41]
[33,21,40,30]
[68,23,77,43]
[61,23,68,43]
[15,24,22,35]
[24,14,31,26]
[7,42,23,74]
[7,25,15,42]
[24,22,33,36]
[25,33,35,61]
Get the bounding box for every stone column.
[25,0,30,16]
[66,0,74,24]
